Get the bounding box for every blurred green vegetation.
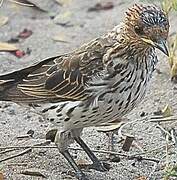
[163,0,177,82]
[159,0,177,177]
[164,164,177,180]
[161,0,177,14]
[140,0,177,13]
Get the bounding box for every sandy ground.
[0,0,177,180]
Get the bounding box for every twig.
[170,128,177,147]
[0,144,160,164]
[148,161,159,179]
[6,162,28,166]
[165,133,170,169]
[132,143,174,157]
[0,141,174,158]
[0,145,54,150]
[148,151,170,179]
[0,0,4,8]
[0,145,128,157]
[0,148,16,154]
[128,155,159,163]
[156,124,171,138]
[0,143,169,155]
[118,119,139,138]
[0,130,47,161]
[0,148,32,163]
[21,169,47,178]
[149,117,177,123]
[156,124,177,147]
[7,0,34,7]
[16,134,31,139]
[132,141,145,153]
[122,135,134,152]
[117,119,145,152]
[0,140,51,150]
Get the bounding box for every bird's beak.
[154,39,169,57]
[141,37,169,57]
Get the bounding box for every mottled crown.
[124,4,169,42]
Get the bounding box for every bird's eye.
[134,26,144,35]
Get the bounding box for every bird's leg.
[60,150,88,180]
[71,129,110,171]
[73,134,110,172]
[107,131,115,152]
[55,131,88,180]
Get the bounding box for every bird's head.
[124,4,169,56]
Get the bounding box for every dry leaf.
[0,172,3,180]
[0,16,8,27]
[21,168,47,178]
[153,104,173,117]
[0,42,18,51]
[54,0,72,6]
[8,0,35,7]
[54,11,72,26]
[162,104,172,117]
[95,122,124,132]
[77,159,89,166]
[88,2,114,12]
[135,176,147,180]
[8,0,48,12]
[18,28,33,39]
[52,33,70,43]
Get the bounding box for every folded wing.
[0,38,109,103]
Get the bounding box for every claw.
[78,161,111,172]
[91,161,111,172]
[76,172,89,180]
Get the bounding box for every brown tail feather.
[0,56,57,102]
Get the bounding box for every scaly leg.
[60,149,88,180]
[73,136,110,172]
[55,130,88,180]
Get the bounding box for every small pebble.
[140,111,146,117]
[109,154,120,163]
[27,129,35,137]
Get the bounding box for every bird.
[0,4,169,180]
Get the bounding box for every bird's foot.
[91,161,111,172]
[78,161,110,172]
[75,172,89,180]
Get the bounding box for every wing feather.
[0,36,115,103]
